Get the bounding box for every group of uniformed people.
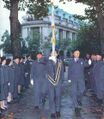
[85,53,104,105]
[1,49,104,118]
[68,50,104,115]
[0,55,32,114]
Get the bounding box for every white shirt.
[74,58,79,62]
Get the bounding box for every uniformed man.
[0,56,8,110]
[93,54,104,105]
[0,57,1,113]
[13,56,21,102]
[68,50,91,115]
[84,53,91,90]
[46,50,64,118]
[89,54,97,93]
[31,53,47,110]
[6,58,14,103]
[19,56,25,94]
[24,55,32,89]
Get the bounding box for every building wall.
[21,7,80,49]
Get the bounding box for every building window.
[66,31,69,39]
[69,20,73,24]
[30,27,40,39]
[72,32,76,40]
[59,29,63,41]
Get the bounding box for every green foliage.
[27,0,50,19]
[65,23,101,57]
[60,0,104,24]
[2,0,51,13]
[60,0,104,53]
[71,24,101,57]
[26,32,40,54]
[2,0,28,10]
[59,38,70,50]
[0,30,29,55]
[42,41,51,49]
[0,30,12,54]
[2,0,10,9]
[2,0,51,56]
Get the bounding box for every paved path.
[1,70,104,119]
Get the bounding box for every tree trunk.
[96,0,104,53]
[10,0,21,57]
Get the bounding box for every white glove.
[8,82,10,86]
[88,59,92,65]
[30,79,34,85]
[68,80,71,83]
[49,56,57,63]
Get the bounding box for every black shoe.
[34,106,40,112]
[75,107,81,116]
[51,113,56,118]
[0,108,6,112]
[8,101,14,105]
[12,98,20,103]
[34,106,39,109]
[56,111,61,117]
[34,106,40,113]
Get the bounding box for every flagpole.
[51,0,56,54]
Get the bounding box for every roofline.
[21,20,79,32]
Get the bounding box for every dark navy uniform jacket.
[25,60,31,75]
[47,59,64,85]
[8,65,15,94]
[31,58,47,107]
[13,62,21,85]
[0,65,9,100]
[93,61,104,99]
[46,58,64,113]
[19,62,25,86]
[68,58,89,80]
[0,64,1,100]
[31,58,47,83]
[68,58,90,94]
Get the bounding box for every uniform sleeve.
[31,62,36,81]
[0,68,4,85]
[68,59,72,80]
[61,61,64,82]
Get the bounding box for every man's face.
[96,55,102,61]
[91,55,96,61]
[73,50,80,58]
[2,60,6,65]
[15,58,20,64]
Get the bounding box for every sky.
[0,0,87,40]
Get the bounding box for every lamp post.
[51,0,56,54]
